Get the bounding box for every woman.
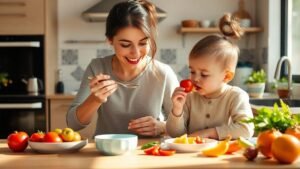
[67,0,178,137]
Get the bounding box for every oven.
[0,35,46,139]
[0,95,46,138]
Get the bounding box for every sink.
[250,98,300,114]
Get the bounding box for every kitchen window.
[282,0,300,76]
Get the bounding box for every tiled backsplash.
[59,47,266,93]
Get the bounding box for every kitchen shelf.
[178,27,263,33]
[178,27,263,47]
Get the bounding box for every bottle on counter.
[55,69,64,94]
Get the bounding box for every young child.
[166,14,254,140]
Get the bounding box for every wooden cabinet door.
[0,0,44,35]
[49,99,97,139]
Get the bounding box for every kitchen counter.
[0,139,299,169]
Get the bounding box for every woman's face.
[189,56,226,98]
[109,27,150,67]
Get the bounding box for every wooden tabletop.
[0,139,299,169]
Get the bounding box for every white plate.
[28,139,88,153]
[164,138,218,153]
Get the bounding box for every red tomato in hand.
[29,131,45,142]
[180,79,194,93]
[7,131,29,152]
[44,132,63,142]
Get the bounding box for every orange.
[257,129,282,158]
[226,141,241,154]
[285,126,300,140]
[271,134,300,164]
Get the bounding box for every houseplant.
[244,69,266,98]
[0,72,12,89]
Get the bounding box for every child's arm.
[166,87,188,137]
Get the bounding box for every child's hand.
[171,87,187,114]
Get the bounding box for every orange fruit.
[226,141,241,154]
[257,129,282,158]
[271,134,300,164]
[285,126,300,140]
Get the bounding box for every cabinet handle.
[0,2,26,6]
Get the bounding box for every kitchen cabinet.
[48,96,96,139]
[178,26,263,47]
[0,0,44,35]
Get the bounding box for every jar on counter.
[231,62,253,91]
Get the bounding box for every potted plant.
[0,72,12,89]
[245,69,266,98]
[273,77,290,98]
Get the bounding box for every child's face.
[189,56,227,98]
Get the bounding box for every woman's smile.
[125,57,141,64]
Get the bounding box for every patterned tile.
[96,49,114,58]
[160,48,177,64]
[71,66,85,81]
[178,65,190,80]
[62,49,78,65]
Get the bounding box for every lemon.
[237,136,255,148]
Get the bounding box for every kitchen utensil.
[22,77,44,94]
[87,76,139,89]
[95,134,137,155]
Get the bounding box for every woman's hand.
[128,116,165,137]
[171,87,187,116]
[89,74,118,103]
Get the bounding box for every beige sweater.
[166,85,254,140]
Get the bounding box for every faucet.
[274,56,292,98]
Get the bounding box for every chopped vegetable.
[141,141,159,150]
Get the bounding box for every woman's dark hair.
[189,13,244,72]
[106,0,157,58]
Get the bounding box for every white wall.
[57,0,260,93]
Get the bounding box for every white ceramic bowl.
[95,134,138,156]
[164,138,218,153]
[28,139,88,153]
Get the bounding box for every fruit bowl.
[28,139,88,153]
[164,138,218,153]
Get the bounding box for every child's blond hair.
[189,13,244,72]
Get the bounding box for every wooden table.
[0,139,299,169]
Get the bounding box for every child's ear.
[224,70,234,83]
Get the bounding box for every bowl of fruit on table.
[164,134,218,153]
[28,128,87,153]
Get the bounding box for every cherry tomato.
[7,131,29,152]
[180,79,194,93]
[158,149,176,156]
[195,136,205,144]
[44,132,63,142]
[29,131,45,142]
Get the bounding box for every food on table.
[201,137,230,157]
[73,132,82,141]
[143,145,176,156]
[141,141,159,150]
[237,136,254,148]
[173,134,205,144]
[53,128,63,135]
[7,131,29,152]
[44,132,63,143]
[271,134,300,164]
[257,129,281,158]
[61,127,75,142]
[226,140,242,154]
[243,147,258,161]
[180,79,194,93]
[285,126,300,140]
[29,131,45,142]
